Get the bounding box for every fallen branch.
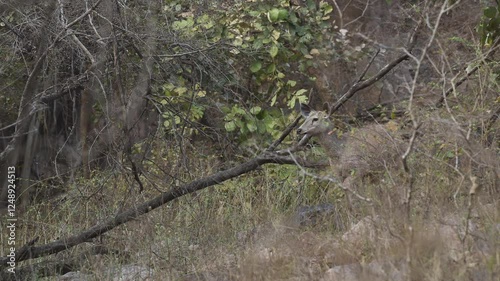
[0,245,113,281]
[0,153,308,270]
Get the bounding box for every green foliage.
[223,104,286,144]
[159,81,206,134]
[218,0,336,90]
[158,0,352,143]
[478,1,500,47]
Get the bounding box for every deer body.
[297,104,401,186]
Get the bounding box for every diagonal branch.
[328,21,420,116]
[435,40,500,107]
[0,153,309,269]
[329,52,410,115]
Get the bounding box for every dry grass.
[6,121,498,281]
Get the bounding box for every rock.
[294,203,337,227]
[182,271,232,281]
[341,216,394,250]
[321,260,407,281]
[255,247,274,261]
[58,271,91,281]
[341,216,378,243]
[101,265,153,281]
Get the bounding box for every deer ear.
[300,103,311,117]
[323,102,331,113]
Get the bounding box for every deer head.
[297,103,333,137]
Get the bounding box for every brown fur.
[298,104,403,186]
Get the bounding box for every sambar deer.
[297,103,403,196]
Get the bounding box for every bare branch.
[0,153,305,268]
[267,116,302,152]
[288,152,373,204]
[357,49,380,83]
[328,21,420,116]
[435,41,500,107]
[0,16,24,39]
[157,43,221,58]
[0,0,103,163]
[330,52,410,115]
[331,0,343,28]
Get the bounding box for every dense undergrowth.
[13,104,499,280]
[0,0,499,280]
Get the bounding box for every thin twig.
[329,52,410,115]
[288,152,373,204]
[157,43,220,58]
[0,0,103,163]
[0,16,24,39]
[357,49,380,83]
[267,116,302,152]
[461,176,479,246]
[328,21,419,116]
[435,40,500,107]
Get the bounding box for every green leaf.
[295,89,308,95]
[445,151,455,159]
[278,9,288,20]
[272,30,281,41]
[174,87,188,95]
[247,122,258,132]
[484,7,497,18]
[164,83,175,91]
[271,94,278,106]
[234,106,246,115]
[263,115,275,130]
[250,106,262,114]
[253,22,263,31]
[233,37,243,46]
[257,122,267,134]
[201,22,214,30]
[296,94,308,104]
[297,43,309,55]
[225,121,236,132]
[287,80,297,87]
[268,8,280,22]
[191,105,204,120]
[248,10,261,17]
[253,38,263,49]
[289,11,298,24]
[269,44,279,58]
[250,61,262,73]
[322,4,333,15]
[267,63,276,73]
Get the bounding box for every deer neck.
[316,130,344,159]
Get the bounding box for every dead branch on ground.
[0,153,313,271]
